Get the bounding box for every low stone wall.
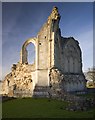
[65,98,95,111]
[51,90,95,111]
[87,88,95,93]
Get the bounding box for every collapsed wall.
[2,63,36,97]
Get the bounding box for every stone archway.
[20,37,37,64]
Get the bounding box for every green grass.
[2,98,94,118]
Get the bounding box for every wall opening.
[26,43,35,64]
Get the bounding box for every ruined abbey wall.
[2,7,86,97]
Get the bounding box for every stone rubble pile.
[65,97,95,111]
[52,90,95,111]
[2,63,35,97]
[49,68,64,96]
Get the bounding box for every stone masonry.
[2,7,86,97]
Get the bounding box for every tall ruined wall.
[37,23,49,69]
[34,12,52,86]
[2,7,87,97]
[54,36,83,74]
[53,29,62,70]
[35,7,61,86]
[62,37,82,74]
[37,6,61,69]
[53,32,86,92]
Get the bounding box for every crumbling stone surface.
[49,68,64,97]
[2,63,34,97]
[65,97,95,111]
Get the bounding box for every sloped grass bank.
[2,98,94,118]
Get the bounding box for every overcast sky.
[2,2,93,80]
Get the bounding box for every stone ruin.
[2,7,87,98]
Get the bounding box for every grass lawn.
[2,98,94,118]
